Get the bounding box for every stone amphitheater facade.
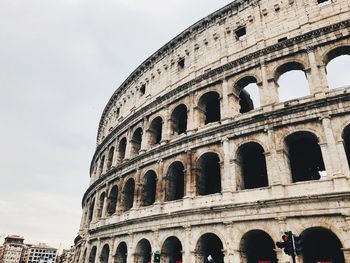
[73,0,350,262]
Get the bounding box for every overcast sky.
[0,0,236,251]
[0,0,349,253]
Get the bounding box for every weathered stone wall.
[74,0,350,262]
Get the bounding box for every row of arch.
[95,46,350,179]
[85,125,350,223]
[83,227,345,263]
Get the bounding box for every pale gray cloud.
[0,0,234,250]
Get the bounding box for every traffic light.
[153,251,161,263]
[294,235,303,255]
[276,231,294,256]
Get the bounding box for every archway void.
[161,236,183,263]
[165,161,185,201]
[107,185,118,216]
[115,242,127,263]
[97,192,106,218]
[135,239,152,263]
[325,46,350,89]
[171,104,188,135]
[149,117,163,146]
[196,152,221,195]
[107,146,115,170]
[88,246,97,263]
[198,92,221,125]
[196,233,224,263]
[235,76,261,113]
[285,131,325,182]
[343,125,350,168]
[123,178,135,212]
[100,244,110,263]
[118,138,127,161]
[131,127,143,156]
[141,170,157,206]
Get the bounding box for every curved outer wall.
[74,0,350,262]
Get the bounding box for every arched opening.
[165,161,185,201]
[88,199,95,223]
[107,146,115,170]
[100,244,110,263]
[301,227,344,263]
[123,178,135,212]
[161,236,183,263]
[325,46,350,89]
[196,152,221,195]
[88,247,97,263]
[285,131,326,182]
[131,127,143,156]
[149,117,163,146]
[81,248,87,263]
[237,142,268,189]
[196,233,224,263]
[198,92,221,125]
[135,239,152,263]
[97,192,106,218]
[171,104,188,135]
[276,62,310,102]
[107,185,118,216]
[118,138,127,161]
[115,242,127,263]
[235,76,261,113]
[240,230,277,263]
[141,170,157,206]
[99,155,105,176]
[342,125,350,168]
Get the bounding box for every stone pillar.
[134,170,142,209]
[184,150,195,197]
[156,159,164,203]
[260,61,279,106]
[83,243,91,263]
[140,117,148,153]
[187,92,197,133]
[232,249,242,263]
[221,137,234,198]
[336,139,350,177]
[95,241,102,263]
[342,248,350,262]
[221,79,232,122]
[306,47,328,96]
[124,129,132,160]
[319,142,333,179]
[101,191,108,219]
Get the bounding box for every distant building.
[26,244,57,263]
[0,235,25,263]
[58,247,74,263]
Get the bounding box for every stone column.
[260,61,279,106]
[184,150,195,197]
[140,117,148,153]
[221,137,234,198]
[156,159,165,203]
[101,190,108,219]
[186,92,197,133]
[306,47,328,96]
[336,139,350,177]
[221,79,232,122]
[124,129,132,160]
[134,169,142,209]
[95,241,102,263]
[161,110,171,144]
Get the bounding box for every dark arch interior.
[161,237,183,262]
[238,142,268,189]
[196,233,224,263]
[135,239,152,263]
[199,92,221,125]
[131,127,143,156]
[343,125,350,168]
[241,230,277,263]
[88,199,95,223]
[301,227,344,263]
[141,171,157,206]
[165,162,185,201]
[196,153,221,195]
[118,138,127,161]
[115,242,127,263]
[149,117,163,145]
[285,132,325,182]
[171,104,188,135]
[100,244,110,263]
[235,76,258,114]
[123,179,135,211]
[99,155,105,175]
[89,247,97,263]
[107,185,118,216]
[107,146,115,170]
[97,192,106,218]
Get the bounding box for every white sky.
[0,0,349,252]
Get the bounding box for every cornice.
[94,19,350,167]
[83,92,350,205]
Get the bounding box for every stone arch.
[123,178,135,211]
[324,46,350,89]
[88,246,97,263]
[197,91,221,125]
[170,104,188,135]
[239,230,277,263]
[141,170,157,206]
[195,233,224,263]
[196,152,221,195]
[131,127,143,156]
[236,142,268,190]
[161,236,183,263]
[115,242,127,263]
[97,192,106,218]
[274,61,310,102]
[106,185,118,216]
[100,244,110,263]
[118,137,127,162]
[284,131,326,182]
[134,239,152,263]
[165,161,185,201]
[148,116,163,146]
[107,145,115,170]
[300,227,345,263]
[342,124,350,169]
[234,76,261,113]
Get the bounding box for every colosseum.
[73,0,350,262]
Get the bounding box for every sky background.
[0,0,349,253]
